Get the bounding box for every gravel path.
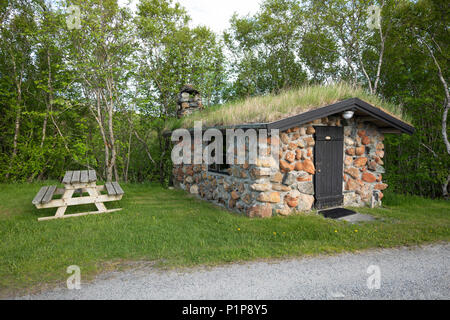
[18,243,450,300]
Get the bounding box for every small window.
[208,138,230,175]
[208,162,230,175]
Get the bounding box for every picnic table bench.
[32,170,124,221]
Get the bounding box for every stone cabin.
[170,88,415,218]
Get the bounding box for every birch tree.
[405,0,449,197]
[64,0,135,181]
[0,1,35,178]
[135,0,225,184]
[224,0,306,97]
[307,0,394,93]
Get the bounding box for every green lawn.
[0,182,449,296]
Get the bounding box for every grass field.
[0,182,449,296]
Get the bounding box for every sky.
[119,0,261,34]
[177,0,261,34]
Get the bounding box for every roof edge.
[266,98,415,135]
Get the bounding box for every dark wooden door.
[314,126,344,209]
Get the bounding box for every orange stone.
[271,172,283,183]
[375,157,384,165]
[247,203,273,218]
[345,167,360,179]
[186,166,194,176]
[362,172,377,183]
[297,174,312,182]
[306,126,315,135]
[304,137,315,147]
[280,133,289,144]
[288,142,297,150]
[280,160,294,172]
[346,178,358,191]
[346,148,356,156]
[376,150,385,158]
[362,136,371,145]
[357,130,366,137]
[258,192,281,203]
[294,161,304,171]
[285,152,295,163]
[285,196,298,208]
[354,157,368,167]
[374,183,388,190]
[302,159,316,174]
[269,192,281,203]
[231,191,240,200]
[344,156,353,166]
[355,146,365,156]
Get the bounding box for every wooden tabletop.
[62,170,97,184]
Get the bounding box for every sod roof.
[166,83,412,133]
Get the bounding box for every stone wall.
[342,119,387,208]
[172,115,386,217]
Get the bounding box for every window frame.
[207,132,230,175]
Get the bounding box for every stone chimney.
[177,84,203,118]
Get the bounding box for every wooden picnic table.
[32,170,124,221]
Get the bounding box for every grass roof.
[167,82,409,130]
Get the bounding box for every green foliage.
[0,0,448,197]
[379,0,449,197]
[224,0,307,98]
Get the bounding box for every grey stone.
[343,191,358,207]
[296,193,315,211]
[282,172,297,186]
[344,137,354,146]
[297,182,314,195]
[190,185,199,194]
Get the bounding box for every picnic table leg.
[55,189,75,217]
[86,187,107,213]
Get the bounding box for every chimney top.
[180,84,199,95]
[177,84,203,118]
